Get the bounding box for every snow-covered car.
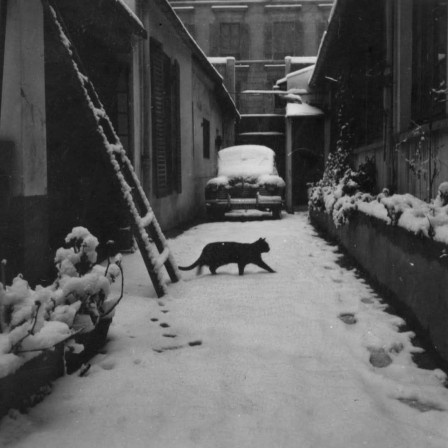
[205,145,285,219]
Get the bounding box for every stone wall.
[310,208,448,367]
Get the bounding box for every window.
[412,0,447,122]
[0,0,8,125]
[273,22,296,59]
[150,38,182,197]
[203,119,210,159]
[220,23,240,59]
[265,21,303,59]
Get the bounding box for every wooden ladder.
[44,0,180,297]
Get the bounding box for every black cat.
[178,238,276,276]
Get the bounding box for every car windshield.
[217,145,277,178]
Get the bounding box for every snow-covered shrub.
[434,182,448,207]
[333,195,358,227]
[309,185,326,212]
[0,227,123,378]
[351,157,376,194]
[310,177,448,244]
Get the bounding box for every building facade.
[310,0,448,201]
[0,0,237,284]
[171,0,333,163]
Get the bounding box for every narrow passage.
[1,212,447,448]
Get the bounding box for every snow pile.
[310,177,448,245]
[0,227,122,379]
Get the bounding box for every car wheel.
[272,208,281,220]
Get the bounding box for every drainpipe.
[285,117,293,213]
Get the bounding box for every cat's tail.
[178,258,201,271]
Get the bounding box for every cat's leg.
[209,265,217,275]
[196,265,204,275]
[238,263,245,275]
[256,260,276,273]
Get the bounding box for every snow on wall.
[310,180,448,246]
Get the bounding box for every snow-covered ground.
[1,211,448,448]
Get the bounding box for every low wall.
[309,209,448,366]
[0,344,65,419]
[0,318,112,419]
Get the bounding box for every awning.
[286,102,324,117]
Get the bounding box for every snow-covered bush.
[310,166,375,228]
[309,177,448,245]
[0,227,123,378]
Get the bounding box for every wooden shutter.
[163,52,173,195]
[172,60,182,193]
[150,38,168,198]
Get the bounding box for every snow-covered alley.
[1,211,448,448]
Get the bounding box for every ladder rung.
[93,107,106,120]
[107,143,124,154]
[154,247,170,270]
[140,211,155,228]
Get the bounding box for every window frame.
[219,22,241,59]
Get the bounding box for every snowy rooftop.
[286,56,318,64]
[115,0,146,35]
[208,57,235,64]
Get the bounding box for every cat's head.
[256,238,270,253]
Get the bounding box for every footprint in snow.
[368,347,393,368]
[150,318,158,322]
[153,340,202,353]
[100,360,116,371]
[397,397,444,412]
[163,333,177,338]
[338,313,357,325]
[160,323,170,328]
